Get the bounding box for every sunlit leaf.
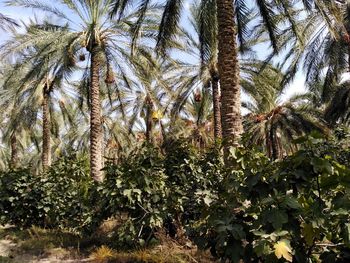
[274,239,293,262]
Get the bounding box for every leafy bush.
[39,156,96,232]
[0,156,97,233]
[98,141,223,248]
[163,141,223,236]
[0,169,39,226]
[2,136,350,262]
[99,145,168,247]
[191,135,350,262]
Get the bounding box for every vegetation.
[0,0,350,262]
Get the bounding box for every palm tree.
[52,94,134,165]
[0,61,48,170]
[188,0,221,139]
[324,81,350,125]
[8,0,158,181]
[123,57,169,145]
[171,88,214,148]
[275,0,350,90]
[127,0,302,159]
[1,20,78,170]
[0,104,28,169]
[215,0,302,155]
[274,1,350,127]
[0,64,28,169]
[242,64,327,159]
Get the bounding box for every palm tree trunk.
[211,76,222,139]
[42,87,51,170]
[270,130,279,160]
[10,132,18,169]
[216,0,243,159]
[348,44,350,72]
[146,106,153,144]
[90,46,103,182]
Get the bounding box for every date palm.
[0,63,34,169]
[1,20,78,170]
[123,57,168,144]
[324,81,350,125]
[123,0,302,159]
[276,0,350,90]
[172,88,214,148]
[8,0,158,181]
[243,65,327,159]
[188,0,222,139]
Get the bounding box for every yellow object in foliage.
[152,110,163,120]
[274,239,293,262]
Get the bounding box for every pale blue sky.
[0,0,306,100]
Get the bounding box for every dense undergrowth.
[1,134,350,262]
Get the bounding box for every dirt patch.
[0,225,91,263]
[0,239,16,257]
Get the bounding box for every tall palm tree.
[1,20,77,170]
[242,64,327,159]
[189,0,221,139]
[8,0,158,181]
[215,1,302,155]
[118,0,302,159]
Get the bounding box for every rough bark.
[211,75,222,139]
[216,0,243,159]
[145,97,154,144]
[270,127,280,160]
[90,46,104,182]
[348,43,350,72]
[42,87,51,170]
[10,132,18,169]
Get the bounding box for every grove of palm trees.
[0,0,350,262]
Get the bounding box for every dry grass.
[89,232,216,263]
[90,245,115,263]
[90,247,215,263]
[0,223,217,263]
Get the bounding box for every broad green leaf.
[267,209,288,230]
[283,196,301,209]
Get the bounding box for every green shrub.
[0,169,39,226]
[0,156,97,233]
[99,145,168,248]
[98,142,223,248]
[191,135,350,262]
[39,155,96,232]
[163,141,223,237]
[2,136,350,262]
